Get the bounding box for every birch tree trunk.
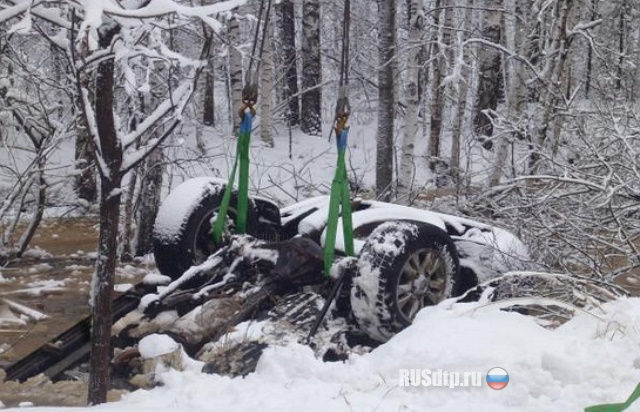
[428,0,451,184]
[398,0,423,203]
[450,0,474,186]
[301,0,322,136]
[376,0,397,201]
[488,0,521,186]
[261,23,274,147]
[120,167,138,261]
[228,16,243,134]
[120,110,141,261]
[278,0,299,127]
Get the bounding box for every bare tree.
[487,0,526,186]
[398,0,424,202]
[529,0,579,172]
[277,0,300,127]
[427,0,448,178]
[449,0,474,186]
[261,21,274,147]
[228,15,243,134]
[376,0,397,201]
[301,0,322,136]
[472,0,503,147]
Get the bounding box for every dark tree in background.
[135,148,164,256]
[278,0,299,127]
[301,0,322,136]
[473,1,503,146]
[376,0,396,201]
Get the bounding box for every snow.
[7,11,31,34]
[114,283,134,293]
[6,279,67,296]
[142,273,171,286]
[3,299,48,321]
[152,177,226,242]
[137,334,180,359]
[7,297,640,411]
[102,0,248,19]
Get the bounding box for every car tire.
[153,177,257,280]
[350,220,461,342]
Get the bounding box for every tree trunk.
[261,23,274,147]
[72,13,97,205]
[203,31,215,128]
[74,84,97,203]
[632,7,640,102]
[278,0,299,127]
[301,0,322,136]
[488,0,522,186]
[450,0,474,186]
[616,0,627,90]
[398,0,423,202]
[584,0,598,98]
[120,168,138,261]
[529,0,575,172]
[428,0,451,183]
[228,16,243,134]
[376,0,396,201]
[472,0,502,145]
[88,26,122,406]
[135,147,163,256]
[16,151,46,257]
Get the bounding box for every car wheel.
[152,178,257,280]
[350,221,461,342]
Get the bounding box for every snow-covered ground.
[3,296,640,411]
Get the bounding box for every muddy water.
[0,216,151,407]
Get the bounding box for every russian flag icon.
[486,367,509,390]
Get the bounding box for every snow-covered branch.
[103,0,247,19]
[121,80,192,150]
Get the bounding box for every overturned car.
[127,177,530,347]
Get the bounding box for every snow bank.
[12,297,640,412]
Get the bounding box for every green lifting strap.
[585,383,640,412]
[323,0,352,276]
[212,111,253,244]
[323,127,355,276]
